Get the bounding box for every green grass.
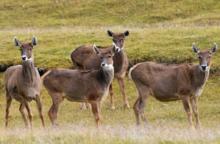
[1,0,220,143]
[1,26,220,72]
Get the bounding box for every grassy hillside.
[1,0,220,71]
[0,0,220,28]
[1,0,220,143]
[1,26,220,72]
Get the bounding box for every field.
[1,0,220,143]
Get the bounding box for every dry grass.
[1,124,220,144]
[0,74,220,143]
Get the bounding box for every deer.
[71,30,130,110]
[43,45,115,127]
[128,43,217,129]
[4,37,45,128]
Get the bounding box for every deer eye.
[108,55,111,58]
[198,56,202,59]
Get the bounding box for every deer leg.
[117,78,130,109]
[182,96,193,129]
[85,103,91,109]
[35,96,45,127]
[190,97,200,129]
[48,92,63,126]
[90,102,101,128]
[24,102,33,129]
[5,96,12,127]
[133,98,141,125]
[109,84,115,110]
[80,103,87,110]
[19,103,29,128]
[133,90,148,125]
[140,98,147,123]
[80,102,91,110]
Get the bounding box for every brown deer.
[129,43,217,129]
[4,37,45,128]
[43,45,115,127]
[71,30,130,109]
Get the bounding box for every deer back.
[71,45,128,76]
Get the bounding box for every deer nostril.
[101,63,105,67]
[201,66,206,70]
[116,48,120,52]
[22,56,26,61]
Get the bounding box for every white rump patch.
[128,63,142,80]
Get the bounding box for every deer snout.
[115,48,121,53]
[101,63,106,67]
[201,65,207,71]
[22,55,27,61]
[200,65,209,71]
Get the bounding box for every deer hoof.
[124,103,130,109]
[52,123,59,128]
[195,124,201,130]
[110,105,116,110]
[80,103,88,110]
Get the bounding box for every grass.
[0,74,220,143]
[1,0,220,28]
[1,26,220,72]
[1,0,220,143]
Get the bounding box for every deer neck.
[192,65,210,92]
[113,49,128,71]
[97,67,114,87]
[22,58,37,83]
[114,49,125,61]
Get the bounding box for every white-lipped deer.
[71,30,130,109]
[5,37,45,128]
[43,45,116,127]
[129,43,217,129]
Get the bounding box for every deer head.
[107,30,129,53]
[93,44,116,71]
[14,36,37,62]
[192,43,217,72]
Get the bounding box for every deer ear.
[31,36,37,46]
[14,37,21,47]
[192,43,199,53]
[210,43,217,54]
[124,30,129,36]
[107,30,113,37]
[93,44,100,55]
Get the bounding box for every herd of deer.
[4,30,218,129]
